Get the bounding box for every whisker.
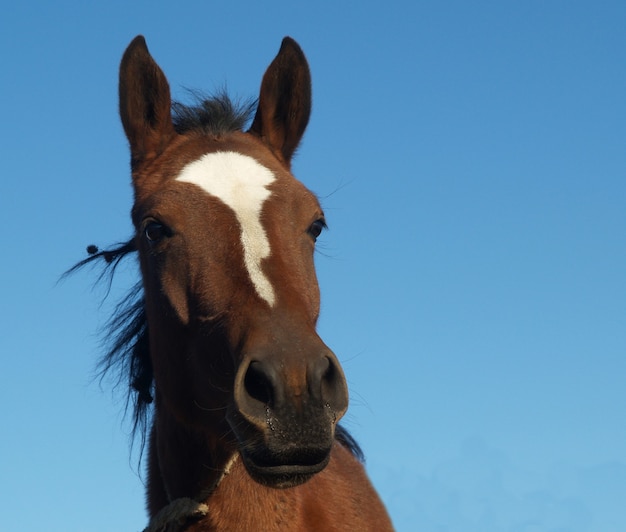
[193,400,228,413]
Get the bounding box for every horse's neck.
[147,406,236,516]
[148,430,395,532]
[186,444,395,532]
[188,456,304,531]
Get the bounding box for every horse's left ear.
[249,37,311,167]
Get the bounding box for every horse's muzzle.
[229,342,349,487]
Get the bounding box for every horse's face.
[120,37,348,488]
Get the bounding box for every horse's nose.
[235,347,349,429]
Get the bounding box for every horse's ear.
[249,37,311,167]
[119,36,175,168]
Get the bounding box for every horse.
[76,35,393,531]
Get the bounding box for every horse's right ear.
[119,36,175,169]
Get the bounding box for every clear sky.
[1,1,625,531]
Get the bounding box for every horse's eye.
[308,219,326,241]
[144,221,168,244]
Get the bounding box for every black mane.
[66,240,152,453]
[69,93,364,463]
[172,92,256,136]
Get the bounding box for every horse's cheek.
[142,250,191,327]
[160,267,190,326]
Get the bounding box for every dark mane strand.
[64,240,136,296]
[66,240,153,457]
[335,425,365,463]
[172,91,256,136]
[102,281,152,449]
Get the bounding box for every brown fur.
[197,444,390,531]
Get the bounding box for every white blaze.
[176,151,276,306]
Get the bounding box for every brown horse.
[78,36,393,531]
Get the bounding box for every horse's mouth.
[240,449,331,488]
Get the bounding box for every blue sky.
[1,1,625,531]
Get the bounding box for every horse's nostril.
[319,356,347,414]
[309,356,330,393]
[244,361,275,407]
[236,350,348,428]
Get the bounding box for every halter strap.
[142,454,239,532]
